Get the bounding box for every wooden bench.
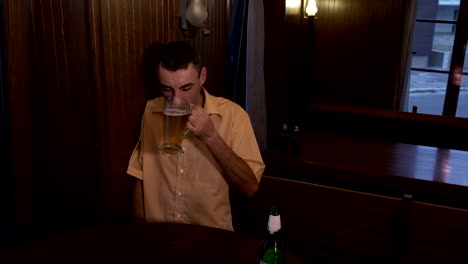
[401,201,468,263]
[236,176,468,263]
[236,176,404,263]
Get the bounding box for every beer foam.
[164,108,189,116]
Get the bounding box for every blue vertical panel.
[228,0,248,107]
[245,0,267,150]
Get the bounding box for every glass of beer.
[159,96,191,156]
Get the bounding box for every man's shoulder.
[211,96,246,114]
[145,97,164,113]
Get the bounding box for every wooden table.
[265,131,468,209]
[1,222,306,264]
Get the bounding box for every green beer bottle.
[260,207,285,264]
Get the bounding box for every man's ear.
[199,66,207,85]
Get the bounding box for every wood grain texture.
[6,0,101,235]
[310,0,409,109]
[5,0,34,232]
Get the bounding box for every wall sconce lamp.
[304,0,318,18]
[286,0,318,18]
[180,0,209,37]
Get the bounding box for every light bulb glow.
[286,0,301,9]
[305,0,318,17]
[285,0,301,16]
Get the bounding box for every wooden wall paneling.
[5,0,229,236]
[264,0,286,149]
[263,0,413,147]
[0,0,10,247]
[263,0,410,112]
[30,0,62,229]
[87,0,112,223]
[310,0,408,109]
[5,0,34,236]
[98,0,228,222]
[28,0,100,232]
[99,0,144,223]
[58,0,101,226]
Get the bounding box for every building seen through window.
[407,0,468,117]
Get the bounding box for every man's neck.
[199,88,206,107]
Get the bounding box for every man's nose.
[173,91,185,101]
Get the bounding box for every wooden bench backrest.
[236,176,404,263]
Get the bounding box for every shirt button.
[178,191,182,196]
[180,169,184,174]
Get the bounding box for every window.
[406,0,468,118]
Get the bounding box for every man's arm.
[187,106,259,197]
[203,132,259,196]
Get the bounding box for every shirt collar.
[202,87,221,117]
[149,87,222,118]
[148,97,165,113]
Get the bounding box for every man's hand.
[187,105,217,142]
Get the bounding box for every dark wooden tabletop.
[265,131,468,208]
[1,222,306,264]
[298,132,468,186]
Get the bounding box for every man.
[127,41,265,231]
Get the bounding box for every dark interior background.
[3,0,466,245]
[5,0,229,241]
[1,0,12,248]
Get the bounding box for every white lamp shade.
[186,0,208,28]
[305,0,318,17]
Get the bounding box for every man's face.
[158,63,206,106]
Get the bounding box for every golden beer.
[159,107,190,156]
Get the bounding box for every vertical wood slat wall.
[28,0,99,231]
[5,0,34,232]
[6,0,229,234]
[6,0,101,235]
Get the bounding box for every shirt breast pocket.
[184,138,225,190]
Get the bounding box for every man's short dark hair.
[159,41,201,72]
